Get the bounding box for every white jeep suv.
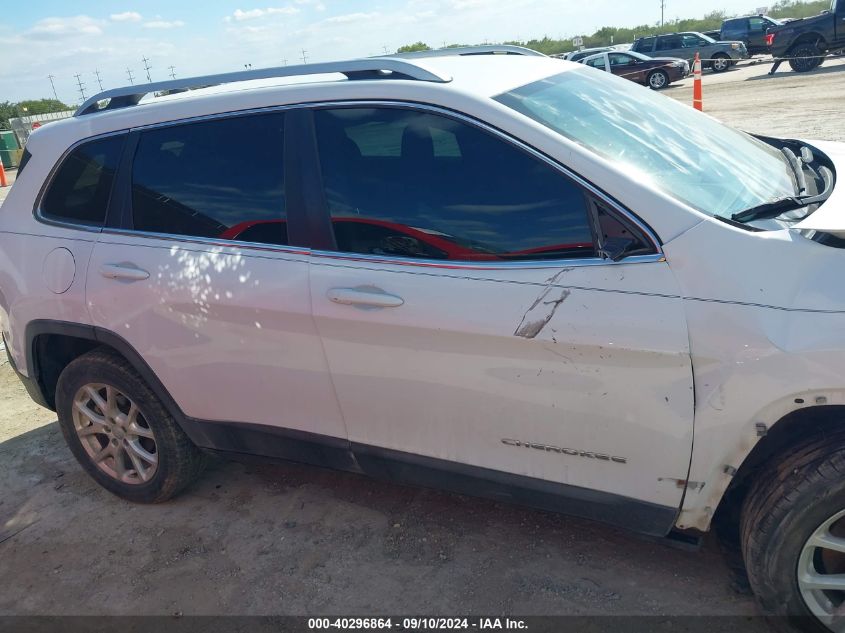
[1,47,844,630]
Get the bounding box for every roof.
[74,48,571,118]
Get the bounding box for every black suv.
[768,0,845,72]
[705,15,784,55]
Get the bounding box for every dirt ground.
[0,57,843,624]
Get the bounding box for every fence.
[9,110,75,147]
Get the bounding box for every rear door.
[86,111,348,452]
[303,103,695,529]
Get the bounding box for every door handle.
[99,263,150,281]
[326,287,404,308]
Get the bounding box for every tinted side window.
[314,107,595,262]
[635,37,655,52]
[681,35,703,48]
[657,36,682,51]
[748,17,767,32]
[131,113,286,245]
[42,135,125,226]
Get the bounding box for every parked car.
[631,31,749,71]
[704,15,785,55]
[2,48,844,631]
[562,47,615,62]
[580,50,689,89]
[767,0,845,72]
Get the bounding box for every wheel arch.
[790,32,828,50]
[24,320,208,446]
[714,405,845,537]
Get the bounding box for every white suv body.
[2,51,844,627]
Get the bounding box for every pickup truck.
[703,15,784,55]
[767,0,845,71]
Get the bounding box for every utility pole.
[282,57,288,66]
[47,75,59,102]
[141,55,153,82]
[168,65,176,79]
[74,74,86,102]
[300,49,308,64]
[126,68,135,85]
[660,0,666,27]
[93,69,104,91]
[382,44,389,54]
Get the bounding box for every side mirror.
[598,237,636,262]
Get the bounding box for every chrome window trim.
[34,99,665,271]
[97,227,311,257]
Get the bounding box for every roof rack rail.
[75,58,451,116]
[388,45,546,59]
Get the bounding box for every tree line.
[398,0,831,56]
[0,99,71,131]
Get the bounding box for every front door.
[86,111,347,446]
[304,104,694,520]
[609,53,645,82]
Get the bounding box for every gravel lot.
[0,57,843,624]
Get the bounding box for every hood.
[793,140,845,237]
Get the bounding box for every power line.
[93,69,104,91]
[74,73,86,102]
[47,75,59,102]
[126,68,135,85]
[141,55,153,82]
[168,65,176,79]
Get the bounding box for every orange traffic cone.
[693,52,703,112]
[0,159,7,188]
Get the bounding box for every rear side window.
[41,135,125,226]
[130,112,286,245]
[634,37,655,52]
[657,36,682,51]
[314,107,596,262]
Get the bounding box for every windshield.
[697,32,717,43]
[495,69,796,219]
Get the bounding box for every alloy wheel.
[649,72,667,89]
[712,57,730,72]
[71,383,158,484]
[798,509,845,631]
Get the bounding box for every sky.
[2,0,768,104]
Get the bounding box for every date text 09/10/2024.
[307,618,528,630]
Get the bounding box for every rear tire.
[647,70,669,90]
[740,430,845,632]
[56,349,207,503]
[788,43,824,73]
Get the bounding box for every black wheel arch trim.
[23,319,678,538]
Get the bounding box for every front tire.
[789,43,824,73]
[56,349,207,503]
[741,431,845,632]
[647,69,669,90]
[711,54,731,73]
